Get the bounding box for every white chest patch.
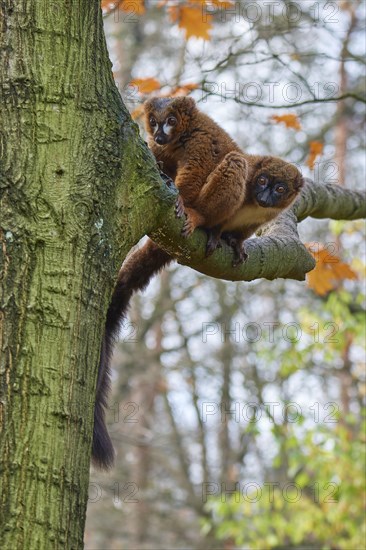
[222,204,281,231]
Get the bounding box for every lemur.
[92,96,303,469]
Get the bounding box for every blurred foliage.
[204,418,366,549]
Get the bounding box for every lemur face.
[148,112,177,145]
[144,97,196,146]
[252,157,303,209]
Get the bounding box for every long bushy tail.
[92,239,172,469]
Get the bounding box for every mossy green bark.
[0,1,169,548]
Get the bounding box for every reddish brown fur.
[92,97,304,469]
[144,96,303,251]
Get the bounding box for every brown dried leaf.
[306,141,324,170]
[271,114,302,130]
[306,244,358,295]
[129,77,161,94]
[121,0,145,16]
[168,4,212,40]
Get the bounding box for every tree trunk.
[0,1,166,548]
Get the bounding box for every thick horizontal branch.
[294,178,366,222]
[149,179,365,283]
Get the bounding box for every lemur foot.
[232,246,248,267]
[156,161,175,190]
[222,233,248,267]
[162,174,175,189]
[175,196,185,219]
[205,228,222,258]
[181,217,195,238]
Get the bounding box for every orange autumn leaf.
[187,0,235,6]
[120,0,145,16]
[306,140,324,169]
[129,77,161,94]
[170,83,199,96]
[130,104,145,120]
[217,0,236,7]
[101,0,120,11]
[271,114,301,130]
[168,5,212,40]
[306,244,358,296]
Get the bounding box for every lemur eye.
[149,116,157,126]
[276,185,286,194]
[258,175,268,186]
[167,116,177,126]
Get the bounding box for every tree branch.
[149,178,366,283]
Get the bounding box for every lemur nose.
[155,135,164,145]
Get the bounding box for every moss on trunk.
[0,1,167,548]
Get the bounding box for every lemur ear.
[170,96,196,114]
[181,96,196,111]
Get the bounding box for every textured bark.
[0,1,169,548]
